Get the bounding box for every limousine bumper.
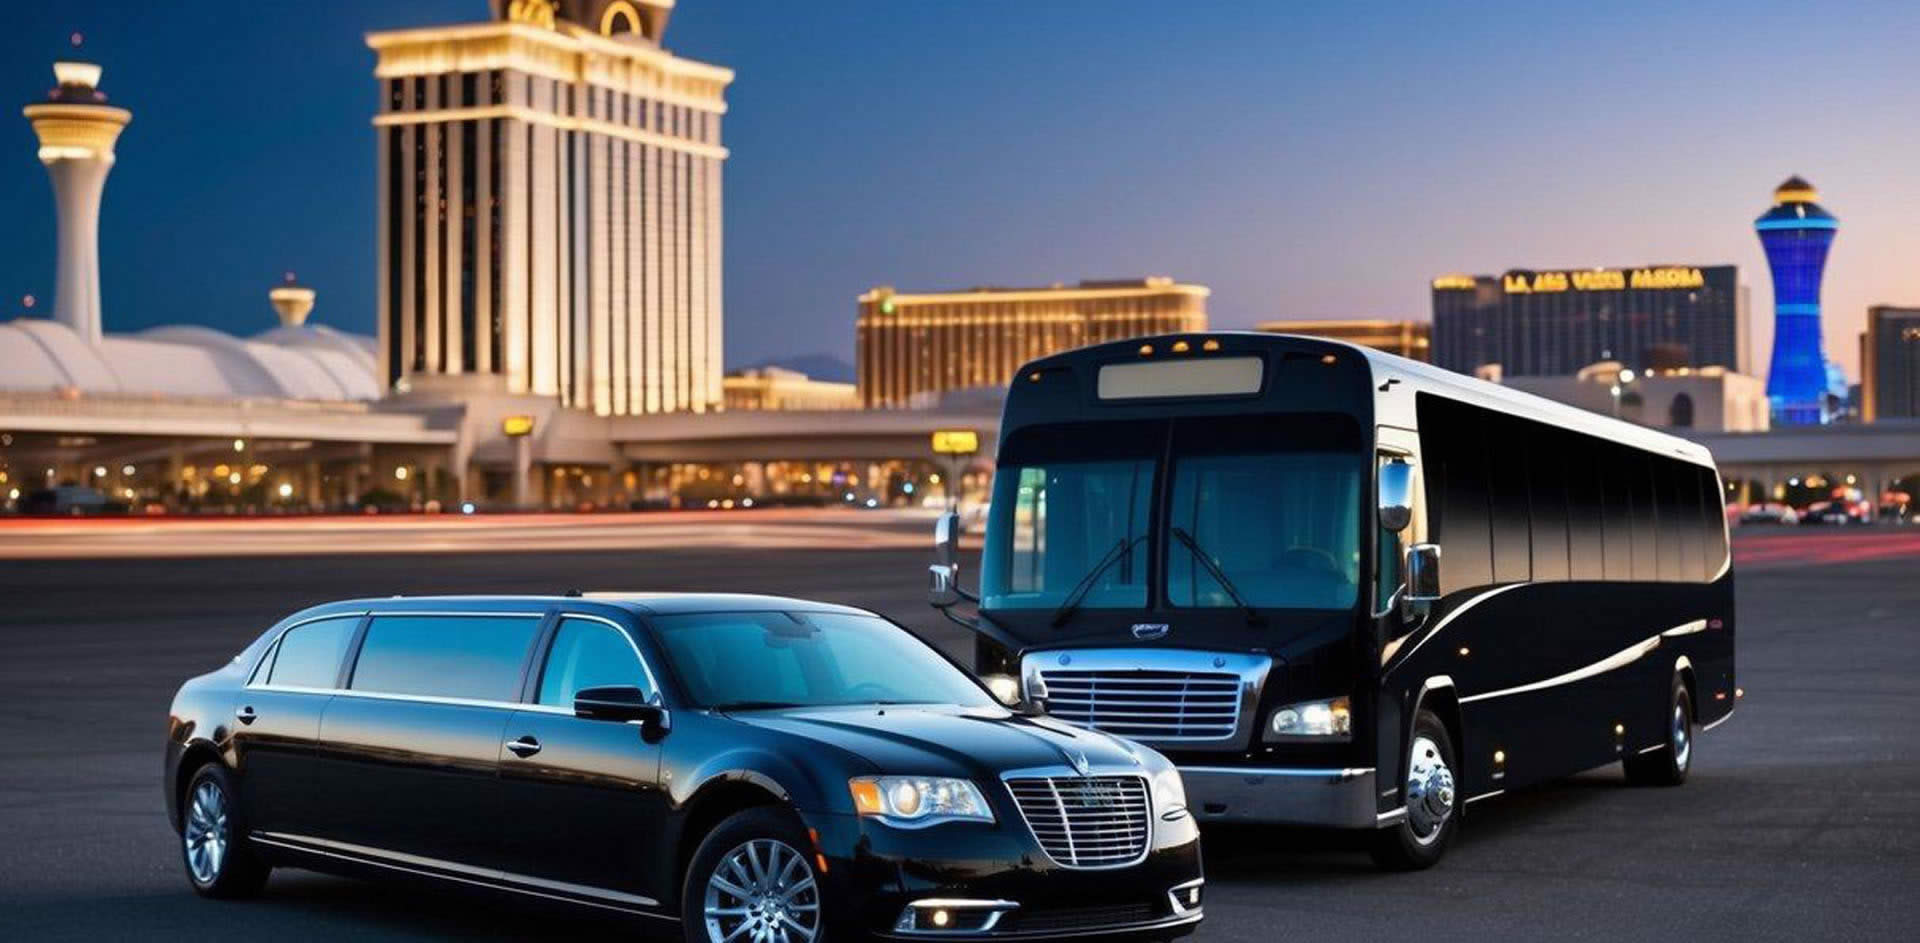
[1180,765,1380,828]
[806,811,1204,940]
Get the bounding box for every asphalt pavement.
[0,521,1915,941]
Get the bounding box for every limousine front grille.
[1005,775,1151,868]
[1038,669,1242,741]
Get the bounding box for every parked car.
[165,594,1204,941]
[1737,503,1799,526]
[1801,500,1868,526]
[18,485,123,515]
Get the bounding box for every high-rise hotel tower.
[368,0,730,415]
[1755,176,1837,425]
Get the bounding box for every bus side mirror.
[1378,459,1415,532]
[1405,543,1442,603]
[930,510,962,609]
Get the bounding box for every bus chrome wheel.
[1371,709,1458,870]
[1625,676,1693,787]
[1404,734,1456,845]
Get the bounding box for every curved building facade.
[1755,176,1837,425]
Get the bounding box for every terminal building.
[856,278,1209,407]
[1430,265,1748,378]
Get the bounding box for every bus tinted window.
[1672,463,1706,582]
[1417,395,1493,594]
[1488,417,1532,584]
[1700,466,1728,579]
[1528,427,1570,582]
[1629,455,1660,582]
[1600,446,1633,580]
[1566,436,1606,581]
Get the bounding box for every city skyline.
[5,1,1920,379]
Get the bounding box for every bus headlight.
[1265,696,1351,741]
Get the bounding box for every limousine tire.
[1623,676,1693,787]
[1369,710,1458,871]
[683,807,830,943]
[180,763,270,899]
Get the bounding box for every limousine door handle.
[234,706,257,725]
[505,736,542,758]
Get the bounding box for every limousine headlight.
[850,776,995,826]
[1265,696,1352,741]
[1149,763,1188,820]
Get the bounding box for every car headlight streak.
[1266,696,1352,741]
[850,776,994,826]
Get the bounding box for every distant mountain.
[733,353,855,384]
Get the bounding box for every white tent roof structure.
[0,317,379,401]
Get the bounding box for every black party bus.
[929,331,1735,868]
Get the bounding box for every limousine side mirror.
[574,685,670,739]
[929,510,963,609]
[1378,459,1415,533]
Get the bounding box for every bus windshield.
[1166,451,1361,610]
[981,459,1154,611]
[981,413,1365,614]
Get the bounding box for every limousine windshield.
[980,412,1365,614]
[654,610,997,710]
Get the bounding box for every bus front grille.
[1038,669,1242,741]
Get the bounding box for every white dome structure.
[0,316,380,401]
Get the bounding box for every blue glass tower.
[1756,176,1837,425]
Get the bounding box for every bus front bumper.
[1180,765,1382,829]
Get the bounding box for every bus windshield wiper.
[1049,534,1147,628]
[1169,526,1261,624]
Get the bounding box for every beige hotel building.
[368,0,729,416]
[856,278,1210,408]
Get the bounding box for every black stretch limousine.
[164,593,1204,941]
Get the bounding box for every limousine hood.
[727,704,1153,780]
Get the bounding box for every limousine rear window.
[349,615,543,703]
[264,616,359,689]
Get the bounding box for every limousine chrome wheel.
[185,780,229,884]
[701,838,821,943]
[179,763,269,898]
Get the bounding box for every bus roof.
[1014,331,1719,469]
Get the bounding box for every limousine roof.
[1018,331,1717,469]
[300,593,872,619]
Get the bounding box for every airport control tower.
[1755,176,1837,425]
[23,55,131,345]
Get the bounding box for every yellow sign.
[1629,267,1705,289]
[1504,267,1705,294]
[502,415,536,437]
[1431,275,1478,291]
[931,430,979,455]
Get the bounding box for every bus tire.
[1624,675,1692,787]
[1370,709,1458,870]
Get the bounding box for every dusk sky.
[5,0,1919,378]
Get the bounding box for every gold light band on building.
[860,285,1211,306]
[368,22,733,89]
[373,105,728,159]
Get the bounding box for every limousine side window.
[536,618,651,707]
[348,614,543,702]
[259,616,360,689]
